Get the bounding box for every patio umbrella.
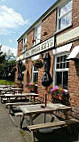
[7,64,13,81]
[42,52,52,106]
[3,66,8,80]
[18,60,26,81]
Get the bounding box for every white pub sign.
[17,36,54,61]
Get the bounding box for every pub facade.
[16,0,79,118]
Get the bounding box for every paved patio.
[0,97,79,142]
[0,102,26,142]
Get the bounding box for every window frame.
[31,65,38,84]
[57,0,72,31]
[22,36,27,53]
[33,23,41,46]
[54,52,69,88]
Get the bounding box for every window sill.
[54,24,73,35]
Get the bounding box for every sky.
[0,0,57,56]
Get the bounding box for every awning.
[67,46,79,60]
[53,43,72,55]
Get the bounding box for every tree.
[0,47,16,81]
[5,49,16,61]
[0,46,6,78]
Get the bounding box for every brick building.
[16,0,79,119]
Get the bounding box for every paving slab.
[0,98,79,142]
[0,102,26,142]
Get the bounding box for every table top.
[17,103,71,114]
[4,93,38,97]
[11,88,23,90]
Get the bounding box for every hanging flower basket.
[33,59,43,68]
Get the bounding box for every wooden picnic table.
[3,93,38,103]
[17,103,71,129]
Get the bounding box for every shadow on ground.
[23,126,79,142]
[36,127,79,142]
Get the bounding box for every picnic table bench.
[28,118,79,142]
[1,93,38,103]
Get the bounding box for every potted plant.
[27,82,35,91]
[33,59,43,68]
[50,85,69,101]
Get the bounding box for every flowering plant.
[33,59,43,68]
[47,84,53,93]
[50,85,69,100]
[27,82,35,89]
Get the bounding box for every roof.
[17,0,61,42]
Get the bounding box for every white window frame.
[31,65,38,84]
[53,52,69,88]
[22,36,27,52]
[34,23,41,46]
[57,0,72,31]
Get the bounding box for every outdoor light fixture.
[32,38,36,43]
[43,31,48,36]
[24,43,28,47]
[32,36,42,43]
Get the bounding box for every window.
[22,36,27,52]
[57,0,72,30]
[55,54,69,89]
[32,66,38,84]
[34,24,41,45]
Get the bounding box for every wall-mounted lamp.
[32,37,42,43]
[32,38,36,43]
[43,31,48,36]
[24,43,28,47]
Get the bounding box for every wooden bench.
[14,112,23,117]
[1,97,15,103]
[27,119,79,142]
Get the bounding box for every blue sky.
[0,0,57,56]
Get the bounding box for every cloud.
[0,5,28,35]
[1,45,17,56]
[1,0,5,2]
[9,39,12,43]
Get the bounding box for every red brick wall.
[41,9,56,41]
[73,0,79,28]
[17,39,23,56]
[68,41,79,118]
[27,30,34,49]
[36,50,54,103]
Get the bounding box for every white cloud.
[9,39,12,43]
[1,0,5,2]
[1,45,17,56]
[0,5,28,35]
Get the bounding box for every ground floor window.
[32,66,38,84]
[55,53,69,89]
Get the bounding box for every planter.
[33,60,43,68]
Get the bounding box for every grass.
[0,79,15,85]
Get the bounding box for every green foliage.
[0,49,16,81]
[0,80,15,85]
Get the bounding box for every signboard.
[23,36,54,59]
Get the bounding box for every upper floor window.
[57,0,72,30]
[34,24,41,45]
[22,36,27,52]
